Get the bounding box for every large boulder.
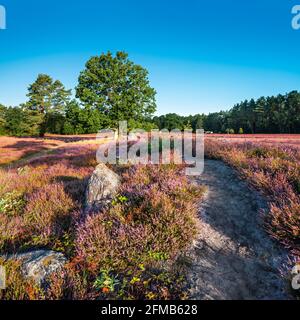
[85,163,120,213]
[5,250,67,286]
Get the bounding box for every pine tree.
[26,74,71,136]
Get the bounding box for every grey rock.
[85,163,120,213]
[4,250,67,286]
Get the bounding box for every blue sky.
[0,0,300,115]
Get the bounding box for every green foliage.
[0,191,26,216]
[148,250,169,261]
[127,118,158,131]
[153,113,205,131]
[2,107,24,136]
[0,106,39,136]
[25,74,71,136]
[112,195,129,206]
[203,91,300,133]
[76,51,157,128]
[93,269,120,293]
[0,74,72,137]
[26,74,71,115]
[62,100,85,134]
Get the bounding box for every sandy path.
[187,159,292,300]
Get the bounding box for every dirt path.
[187,159,292,300]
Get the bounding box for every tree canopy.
[24,74,72,136]
[76,51,157,129]
[202,91,300,134]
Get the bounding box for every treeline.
[1,51,300,136]
[152,91,300,134]
[152,113,204,131]
[204,91,300,134]
[0,52,157,137]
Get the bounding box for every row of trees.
[0,52,157,136]
[1,51,300,136]
[203,91,300,134]
[152,113,205,131]
[152,91,300,134]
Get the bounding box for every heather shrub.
[246,146,289,160]
[74,164,204,299]
[0,148,94,253]
[76,165,203,270]
[0,214,28,252]
[45,260,93,300]
[22,183,76,250]
[0,181,79,253]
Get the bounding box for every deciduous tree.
[76,51,157,129]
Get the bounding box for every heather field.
[0,134,299,300]
[0,137,204,299]
[206,134,300,149]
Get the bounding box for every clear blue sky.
[0,0,300,115]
